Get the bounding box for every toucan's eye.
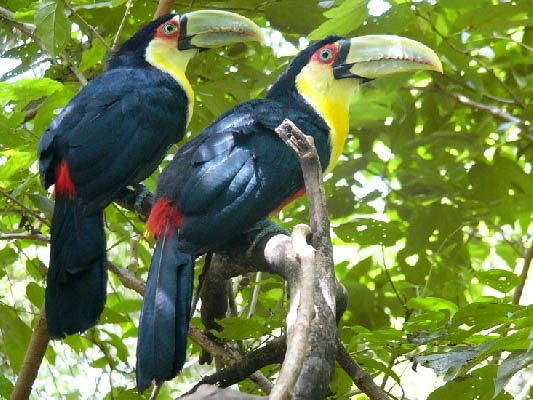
[162,23,178,35]
[320,48,333,62]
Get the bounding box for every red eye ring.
[312,44,338,65]
[156,20,180,39]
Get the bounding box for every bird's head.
[109,11,264,71]
[268,35,442,171]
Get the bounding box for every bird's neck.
[145,40,196,125]
[295,66,356,173]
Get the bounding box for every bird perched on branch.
[136,34,442,391]
[38,11,263,338]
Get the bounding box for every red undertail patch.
[55,159,77,198]
[146,198,183,238]
[270,187,306,215]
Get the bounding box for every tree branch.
[154,0,175,19]
[112,0,133,51]
[10,310,50,400]
[182,385,262,400]
[63,0,111,52]
[275,119,337,399]
[0,233,48,242]
[435,85,532,132]
[336,340,390,400]
[269,225,315,400]
[0,187,50,227]
[187,336,285,395]
[513,245,533,305]
[0,7,87,86]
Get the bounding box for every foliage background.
[1,0,532,398]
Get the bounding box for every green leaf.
[476,269,520,293]
[0,375,14,399]
[334,218,402,246]
[34,0,70,57]
[494,349,533,397]
[26,281,45,308]
[309,0,368,40]
[428,365,512,400]
[406,297,458,314]
[0,78,62,102]
[80,39,107,72]
[89,356,108,368]
[0,305,32,373]
[27,194,54,219]
[416,346,483,381]
[215,317,270,340]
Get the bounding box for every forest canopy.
[0,0,532,399]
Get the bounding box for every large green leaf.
[34,0,70,57]
[309,0,368,40]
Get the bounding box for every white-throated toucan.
[38,11,263,339]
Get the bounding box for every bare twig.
[186,336,285,395]
[414,7,526,109]
[106,261,146,295]
[336,340,390,400]
[59,51,88,86]
[513,245,533,305]
[149,382,163,400]
[112,0,133,51]
[105,261,272,393]
[0,233,49,242]
[63,0,111,52]
[0,7,87,86]
[10,310,50,400]
[247,272,262,319]
[0,188,50,227]
[436,85,532,132]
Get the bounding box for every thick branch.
[114,186,154,219]
[10,310,49,400]
[154,0,174,19]
[189,336,285,393]
[269,226,315,400]
[275,120,337,399]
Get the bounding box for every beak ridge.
[179,10,264,50]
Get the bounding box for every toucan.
[136,34,442,391]
[37,11,263,338]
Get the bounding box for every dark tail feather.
[136,231,194,393]
[46,197,107,338]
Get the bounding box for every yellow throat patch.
[295,63,356,173]
[145,39,196,125]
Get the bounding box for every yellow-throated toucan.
[37,11,263,338]
[136,34,442,392]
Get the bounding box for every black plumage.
[136,37,339,392]
[38,15,190,338]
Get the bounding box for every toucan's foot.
[133,183,151,219]
[244,219,288,258]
